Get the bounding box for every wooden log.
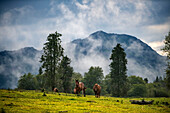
[130,100,154,105]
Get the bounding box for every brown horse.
[53,88,58,92]
[74,80,86,97]
[53,87,60,95]
[93,83,101,98]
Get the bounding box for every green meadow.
[0,89,169,113]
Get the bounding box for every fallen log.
[130,100,154,105]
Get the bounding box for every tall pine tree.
[110,43,127,97]
[40,31,64,91]
[162,32,170,90]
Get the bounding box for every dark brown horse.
[53,87,60,95]
[74,80,86,97]
[93,83,101,98]
[53,88,58,92]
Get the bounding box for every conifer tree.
[40,31,64,91]
[162,32,170,90]
[110,43,127,97]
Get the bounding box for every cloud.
[75,1,89,10]
[49,0,170,46]
[64,37,110,75]
[148,41,164,49]
[139,22,170,54]
[127,58,165,82]
[126,41,144,57]
[72,53,110,75]
[0,0,169,53]
[0,5,35,26]
[148,41,165,55]
[0,5,48,51]
[147,24,170,32]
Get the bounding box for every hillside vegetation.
[0,89,169,113]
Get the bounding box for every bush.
[18,73,38,90]
[146,82,169,97]
[154,89,169,97]
[86,88,94,95]
[127,84,147,97]
[128,76,145,85]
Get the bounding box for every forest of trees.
[17,31,170,97]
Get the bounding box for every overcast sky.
[0,0,170,55]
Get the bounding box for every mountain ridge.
[65,31,166,82]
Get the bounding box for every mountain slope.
[0,47,41,89]
[65,31,166,82]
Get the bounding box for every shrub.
[86,88,94,95]
[127,84,147,97]
[18,73,38,90]
[154,89,169,97]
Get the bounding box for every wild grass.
[0,89,169,113]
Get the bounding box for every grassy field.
[0,89,169,113]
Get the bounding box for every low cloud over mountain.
[0,31,167,89]
[64,31,166,82]
[0,47,41,89]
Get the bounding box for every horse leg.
[97,92,100,98]
[76,90,79,96]
[78,91,80,96]
[83,89,86,97]
[82,89,83,97]
[95,91,97,98]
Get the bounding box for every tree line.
[18,69,169,97]
[18,31,170,97]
